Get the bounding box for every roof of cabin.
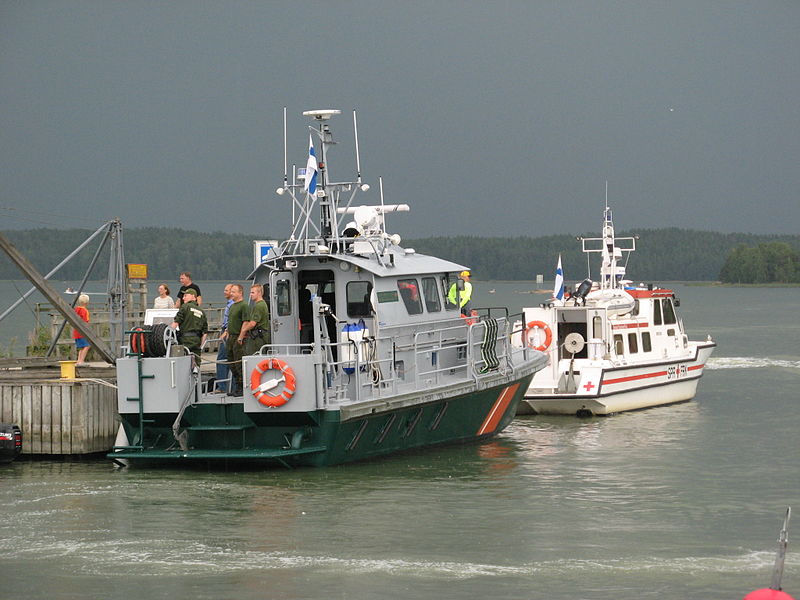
[249,246,468,280]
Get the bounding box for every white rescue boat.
[513,204,716,416]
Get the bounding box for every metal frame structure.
[0,219,127,363]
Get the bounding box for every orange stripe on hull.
[477,383,520,436]
[604,371,667,385]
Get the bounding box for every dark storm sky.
[1,1,798,238]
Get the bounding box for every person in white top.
[153,284,174,309]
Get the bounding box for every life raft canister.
[524,320,552,351]
[250,358,297,408]
[341,320,368,374]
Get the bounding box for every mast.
[599,203,616,289]
[579,194,636,290]
[273,109,389,257]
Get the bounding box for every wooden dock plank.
[40,385,52,454]
[51,385,62,454]
[19,386,27,450]
[0,386,10,422]
[0,376,118,455]
[61,385,72,453]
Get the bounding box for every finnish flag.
[553,255,564,301]
[304,135,318,195]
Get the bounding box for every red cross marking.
[583,381,596,392]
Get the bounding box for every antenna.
[353,109,362,184]
[379,176,386,231]
[605,180,609,210]
[291,164,297,235]
[283,107,288,187]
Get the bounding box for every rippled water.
[1,283,798,599]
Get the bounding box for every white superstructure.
[514,205,715,416]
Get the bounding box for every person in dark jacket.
[171,288,207,363]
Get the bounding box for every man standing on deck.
[239,284,271,356]
[171,288,207,363]
[175,271,202,307]
[215,283,234,392]
[226,284,248,397]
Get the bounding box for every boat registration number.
[666,364,688,380]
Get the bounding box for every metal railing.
[253,313,522,408]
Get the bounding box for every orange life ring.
[524,320,552,351]
[250,358,297,408]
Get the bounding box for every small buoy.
[743,589,795,600]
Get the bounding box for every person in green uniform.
[225,284,248,397]
[239,283,271,355]
[170,288,208,363]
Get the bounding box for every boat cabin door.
[269,270,299,346]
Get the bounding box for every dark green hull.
[110,375,533,468]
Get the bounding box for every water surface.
[1,283,798,599]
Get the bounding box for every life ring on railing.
[250,358,297,408]
[524,320,552,351]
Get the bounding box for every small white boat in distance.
[513,204,716,416]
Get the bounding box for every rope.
[366,337,382,385]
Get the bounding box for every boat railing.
[377,312,469,333]
[411,323,471,388]
[474,306,511,320]
[253,314,521,406]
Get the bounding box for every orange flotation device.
[524,320,552,351]
[250,358,297,408]
[460,309,479,326]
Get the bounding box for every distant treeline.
[719,242,800,284]
[2,226,799,283]
[407,229,800,283]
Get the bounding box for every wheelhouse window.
[442,273,459,311]
[613,334,624,355]
[592,316,603,339]
[628,332,638,353]
[276,279,292,317]
[662,298,677,325]
[642,332,652,352]
[397,279,423,315]
[653,299,663,326]
[421,277,441,313]
[346,281,373,318]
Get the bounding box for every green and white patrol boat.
[110,109,547,467]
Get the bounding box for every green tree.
[719,242,799,284]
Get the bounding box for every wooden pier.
[2,280,226,457]
[0,361,118,455]
[0,354,218,456]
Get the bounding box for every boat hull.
[519,342,715,416]
[110,374,533,468]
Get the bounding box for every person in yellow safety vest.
[447,270,473,315]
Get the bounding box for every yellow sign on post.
[127,264,148,279]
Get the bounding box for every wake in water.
[1,532,795,579]
[707,357,800,370]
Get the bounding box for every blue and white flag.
[303,135,318,195]
[553,254,564,301]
